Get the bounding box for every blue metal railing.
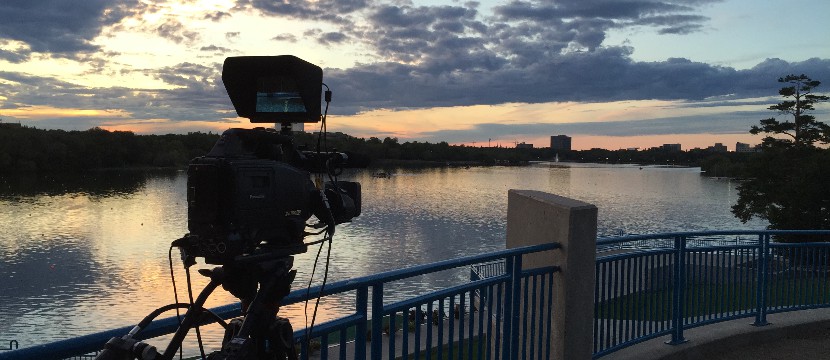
[0,243,560,360]
[593,230,830,358]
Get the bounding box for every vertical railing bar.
[371,283,383,360]
[340,328,347,360]
[666,235,687,344]
[459,291,466,359]
[486,284,495,360]
[697,248,703,323]
[300,337,309,360]
[720,248,726,318]
[614,255,622,347]
[624,256,632,343]
[468,290,475,360]
[521,274,529,360]
[529,274,538,360]
[449,294,455,360]
[600,260,608,352]
[631,256,642,339]
[648,254,655,336]
[594,260,601,354]
[389,310,396,360]
[704,249,717,320]
[727,248,734,316]
[495,282,503,360]
[501,256,513,360]
[546,268,554,360]
[509,255,523,360]
[402,307,410,360]
[355,285,368,360]
[739,248,746,315]
[754,234,769,326]
[320,332,329,360]
[426,302,433,360]
[413,304,422,360]
[438,298,445,360]
[536,274,546,360]
[478,285,486,360]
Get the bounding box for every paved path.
[604,308,830,360]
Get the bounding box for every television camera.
[96,56,362,360]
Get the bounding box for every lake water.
[0,163,767,354]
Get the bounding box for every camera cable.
[185,266,208,360]
[303,232,333,354]
[167,245,185,360]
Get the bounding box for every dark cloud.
[156,18,200,44]
[200,45,232,52]
[271,33,298,43]
[234,0,369,25]
[204,11,231,21]
[0,0,140,58]
[318,32,348,45]
[0,48,30,63]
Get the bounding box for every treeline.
[0,125,218,173]
[298,132,762,171]
[291,132,551,165]
[0,124,764,174]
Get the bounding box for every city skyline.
[0,0,829,150]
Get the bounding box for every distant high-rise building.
[735,142,759,153]
[550,135,572,150]
[708,143,727,152]
[662,143,682,152]
[516,142,533,149]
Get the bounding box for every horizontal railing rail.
[0,243,559,360]
[593,229,830,358]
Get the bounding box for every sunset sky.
[1,0,828,150]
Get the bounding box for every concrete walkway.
[604,308,830,360]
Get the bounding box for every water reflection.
[0,164,766,354]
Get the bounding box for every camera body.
[176,55,363,265]
[182,128,361,264]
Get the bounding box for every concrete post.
[506,190,597,360]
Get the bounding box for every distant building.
[662,143,682,152]
[274,122,305,132]
[550,135,572,151]
[736,142,759,153]
[707,143,727,152]
[516,142,533,149]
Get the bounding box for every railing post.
[355,285,368,360]
[371,283,384,360]
[754,234,770,326]
[506,190,597,360]
[666,235,688,345]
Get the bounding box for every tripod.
[96,254,301,360]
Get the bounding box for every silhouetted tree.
[751,74,830,149]
[733,75,830,240]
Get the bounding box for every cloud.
[225,32,241,41]
[271,33,298,43]
[234,0,369,25]
[200,45,232,53]
[156,18,200,44]
[0,0,140,58]
[204,11,231,21]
